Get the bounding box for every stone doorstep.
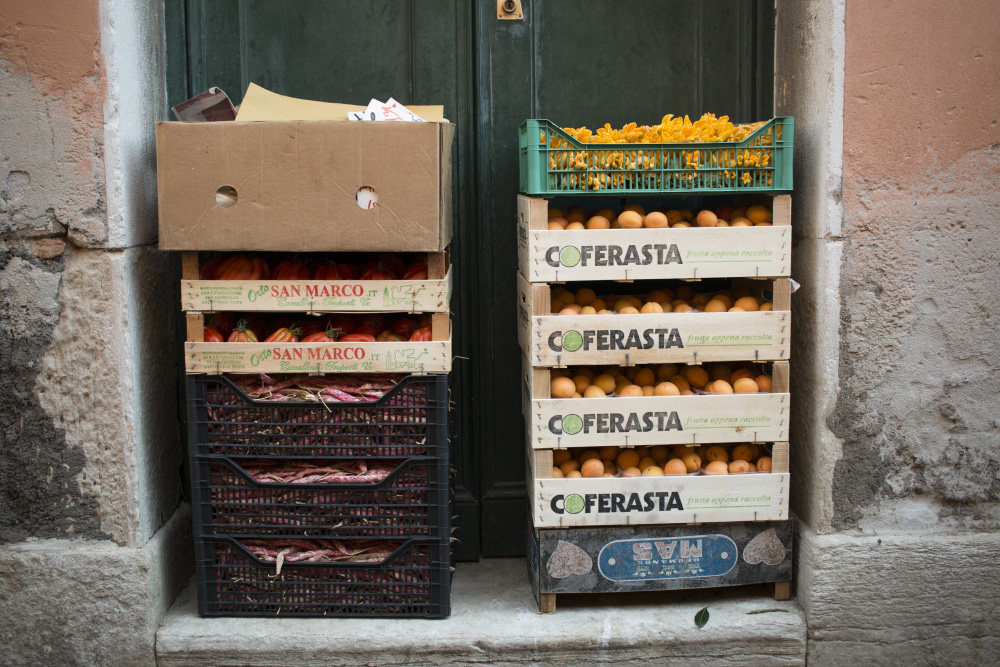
[155,559,807,667]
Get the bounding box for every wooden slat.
[772,278,791,312]
[521,278,790,366]
[531,472,790,528]
[185,340,451,375]
[518,194,792,282]
[538,594,556,613]
[772,194,791,227]
[769,581,792,601]
[770,442,790,474]
[427,251,447,280]
[532,449,554,478]
[182,252,200,280]
[521,227,792,283]
[533,366,550,399]
[431,311,449,343]
[527,393,790,449]
[771,361,790,393]
[181,272,452,314]
[527,310,790,367]
[187,313,205,343]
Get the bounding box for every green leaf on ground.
[695,606,710,628]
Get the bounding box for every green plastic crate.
[518,117,793,196]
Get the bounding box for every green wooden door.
[168,0,773,560]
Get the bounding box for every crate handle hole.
[215,185,238,208]
[357,186,379,210]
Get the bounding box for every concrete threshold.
[156,558,806,666]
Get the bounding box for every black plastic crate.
[195,536,451,618]
[191,455,449,539]
[186,374,448,459]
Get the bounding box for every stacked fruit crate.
[156,119,456,618]
[517,117,794,612]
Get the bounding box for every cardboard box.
[155,120,454,252]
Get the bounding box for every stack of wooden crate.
[156,119,455,618]
[517,192,794,612]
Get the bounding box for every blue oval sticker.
[598,534,738,582]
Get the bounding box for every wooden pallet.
[518,273,790,367]
[527,519,794,613]
[518,194,791,283]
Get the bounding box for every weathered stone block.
[0,504,192,667]
[28,245,181,547]
[157,558,807,667]
[797,523,1000,666]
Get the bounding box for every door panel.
[473,0,774,556]
[171,0,480,561]
[167,0,773,560]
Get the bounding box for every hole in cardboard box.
[357,186,379,210]
[215,185,238,208]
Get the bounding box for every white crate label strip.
[185,341,451,374]
[182,271,451,313]
[528,311,790,365]
[532,473,789,527]
[519,227,790,282]
[529,393,789,448]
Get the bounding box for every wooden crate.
[182,251,451,374]
[184,312,451,374]
[526,443,789,528]
[527,518,793,613]
[517,194,790,283]
[181,252,450,313]
[521,358,789,449]
[517,274,790,367]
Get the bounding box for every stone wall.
[0,1,190,664]
[777,0,1000,662]
[831,0,1000,532]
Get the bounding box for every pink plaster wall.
[0,0,108,246]
[831,0,1000,530]
[844,1,997,182]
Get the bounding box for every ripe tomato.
[402,264,428,280]
[389,317,417,337]
[301,328,339,343]
[375,253,406,276]
[271,259,311,280]
[208,312,236,335]
[354,314,384,337]
[298,320,326,338]
[203,326,224,342]
[199,255,226,280]
[313,261,356,280]
[264,325,302,343]
[409,325,432,342]
[376,330,406,342]
[216,254,271,280]
[240,313,269,338]
[267,314,296,336]
[324,314,356,335]
[339,333,377,343]
[227,319,259,342]
[360,262,396,280]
